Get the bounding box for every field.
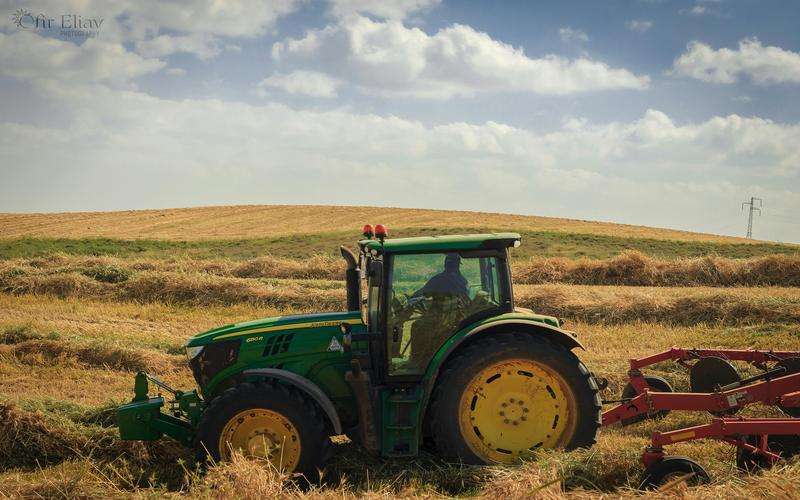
[1,205,799,499]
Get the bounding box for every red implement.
[601,347,800,489]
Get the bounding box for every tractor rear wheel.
[428,333,601,464]
[195,381,332,478]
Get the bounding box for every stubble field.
[1,205,799,499]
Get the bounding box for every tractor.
[117,226,602,477]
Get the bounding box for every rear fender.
[455,320,584,353]
[243,368,343,435]
[418,319,585,428]
[429,320,584,381]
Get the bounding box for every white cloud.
[166,68,187,77]
[626,20,653,33]
[559,27,588,43]
[672,38,800,85]
[327,0,441,20]
[126,0,301,38]
[135,34,228,60]
[3,79,799,241]
[0,31,164,85]
[257,70,343,98]
[271,16,649,99]
[12,0,302,67]
[685,5,707,15]
[680,1,723,17]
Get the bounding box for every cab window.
[386,252,503,376]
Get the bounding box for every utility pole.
[741,197,762,239]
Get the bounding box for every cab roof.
[359,232,521,253]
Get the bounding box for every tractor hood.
[186,311,361,347]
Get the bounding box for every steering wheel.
[409,295,431,313]
[391,292,429,318]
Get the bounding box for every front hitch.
[117,371,204,446]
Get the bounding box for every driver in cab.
[412,253,468,301]
[399,253,471,371]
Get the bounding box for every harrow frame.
[601,347,800,487]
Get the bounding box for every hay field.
[0,205,754,241]
[1,205,799,499]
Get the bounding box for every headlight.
[188,339,241,388]
[185,345,205,360]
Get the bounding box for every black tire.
[640,456,710,489]
[195,381,332,479]
[428,333,601,464]
[620,376,673,426]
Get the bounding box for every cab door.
[384,250,508,380]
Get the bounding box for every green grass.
[1,228,797,261]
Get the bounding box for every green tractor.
[117,226,601,476]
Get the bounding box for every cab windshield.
[386,251,508,376]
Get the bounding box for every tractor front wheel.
[428,333,601,464]
[195,381,331,478]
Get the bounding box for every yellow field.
[0,204,757,242]
[1,205,799,498]
[1,293,799,498]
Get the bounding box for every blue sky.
[1,0,799,242]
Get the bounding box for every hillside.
[0,204,767,243]
[1,205,797,261]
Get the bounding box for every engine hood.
[186,311,362,348]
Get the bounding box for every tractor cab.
[357,225,519,378]
[341,226,548,456]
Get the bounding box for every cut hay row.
[4,250,800,287]
[0,402,189,474]
[2,268,800,326]
[0,271,345,311]
[515,251,800,287]
[0,337,182,374]
[515,285,800,326]
[0,253,342,281]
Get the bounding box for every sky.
[0,0,798,242]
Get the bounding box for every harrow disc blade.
[690,356,741,415]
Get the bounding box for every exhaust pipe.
[340,246,360,311]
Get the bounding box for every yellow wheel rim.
[219,409,301,472]
[458,358,578,463]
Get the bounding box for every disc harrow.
[601,347,800,488]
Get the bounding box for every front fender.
[243,368,343,435]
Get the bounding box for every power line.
[741,196,762,238]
